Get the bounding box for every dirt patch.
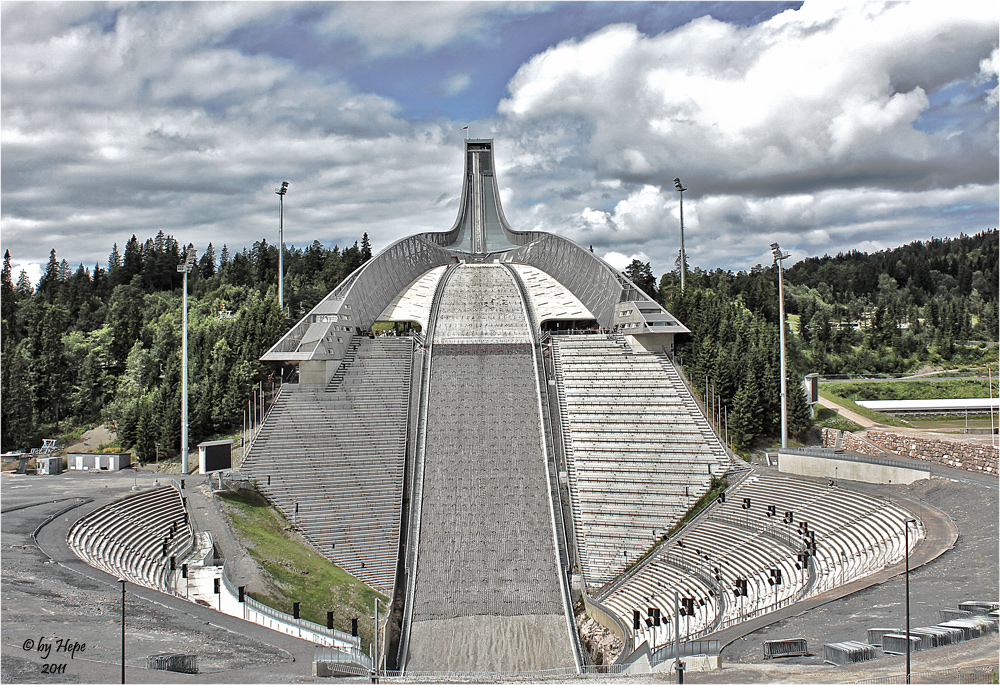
[61,425,115,453]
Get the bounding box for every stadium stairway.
[241,335,413,595]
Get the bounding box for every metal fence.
[313,645,373,672]
[779,446,931,472]
[650,640,720,665]
[853,664,999,684]
[376,665,636,680]
[218,561,362,653]
[146,653,198,674]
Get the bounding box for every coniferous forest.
[2,228,996,458]
[1,232,373,455]
[631,230,998,451]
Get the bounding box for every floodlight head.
[673,177,686,192]
[276,181,289,195]
[177,249,197,273]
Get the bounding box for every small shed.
[67,452,132,471]
[36,456,64,475]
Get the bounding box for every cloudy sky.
[2,1,998,285]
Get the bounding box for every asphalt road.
[1,469,323,684]
[689,470,999,683]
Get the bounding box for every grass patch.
[814,406,863,433]
[817,387,911,427]
[824,379,994,402]
[621,476,728,576]
[217,488,386,651]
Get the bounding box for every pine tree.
[360,233,372,261]
[1,250,15,332]
[199,243,217,278]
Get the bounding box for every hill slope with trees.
[3,229,994,457]
[1,232,372,455]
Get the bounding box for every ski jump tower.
[253,140,718,674]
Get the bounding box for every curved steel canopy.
[262,139,687,370]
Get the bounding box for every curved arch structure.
[262,139,687,385]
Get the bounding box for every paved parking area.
[1,470,321,684]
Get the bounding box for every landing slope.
[405,264,576,672]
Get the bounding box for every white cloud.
[317,2,542,57]
[980,46,1000,106]
[499,2,998,194]
[1,1,996,281]
[441,72,472,97]
[602,251,650,271]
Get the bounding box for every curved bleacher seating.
[67,485,192,592]
[599,470,920,648]
[242,336,413,594]
[550,336,731,588]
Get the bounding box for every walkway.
[817,394,878,428]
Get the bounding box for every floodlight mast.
[276,181,289,312]
[771,242,791,449]
[177,248,197,475]
[674,178,687,293]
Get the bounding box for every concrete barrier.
[778,450,929,485]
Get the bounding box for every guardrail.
[217,561,367,664]
[779,446,932,472]
[650,639,720,665]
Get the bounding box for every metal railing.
[242,381,284,465]
[312,645,372,672]
[218,561,365,659]
[650,639,720,665]
[779,446,932,472]
[375,665,635,679]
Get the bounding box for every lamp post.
[771,242,791,449]
[119,578,126,684]
[904,518,917,684]
[177,248,196,475]
[276,181,289,312]
[673,178,687,293]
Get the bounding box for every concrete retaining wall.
[779,450,928,485]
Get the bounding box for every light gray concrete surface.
[406,614,576,673]
[779,451,930,484]
[1,469,321,684]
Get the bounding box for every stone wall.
[820,427,998,475]
[864,430,998,475]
